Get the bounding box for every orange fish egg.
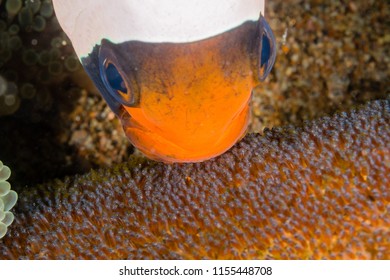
[53,0,276,162]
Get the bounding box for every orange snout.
[113,22,259,162]
[122,65,253,162]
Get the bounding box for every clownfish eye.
[100,58,139,107]
[258,15,276,81]
[105,63,128,94]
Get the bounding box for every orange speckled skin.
[0,100,388,259]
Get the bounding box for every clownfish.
[52,0,276,162]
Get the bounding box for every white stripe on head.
[53,0,265,58]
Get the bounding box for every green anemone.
[0,160,17,239]
[26,0,41,15]
[0,20,6,32]
[0,75,7,96]
[48,61,63,76]
[5,0,22,17]
[8,24,19,35]
[20,83,36,99]
[18,7,33,29]
[0,79,21,116]
[38,50,51,65]
[39,0,53,18]
[32,15,46,32]
[8,36,22,51]
[64,55,80,72]
[22,49,38,65]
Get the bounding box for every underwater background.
[0,0,389,259]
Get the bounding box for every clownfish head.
[53,0,276,162]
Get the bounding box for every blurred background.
[0,0,388,190]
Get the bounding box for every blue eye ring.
[98,41,140,107]
[258,14,276,81]
[100,58,138,107]
[105,62,128,94]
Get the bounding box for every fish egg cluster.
[0,100,388,259]
[0,160,18,239]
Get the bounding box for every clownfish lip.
[118,99,250,163]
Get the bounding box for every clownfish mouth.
[117,94,251,163]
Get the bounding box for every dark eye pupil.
[105,63,127,93]
[258,15,276,81]
[261,35,271,67]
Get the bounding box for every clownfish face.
[53,0,276,162]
